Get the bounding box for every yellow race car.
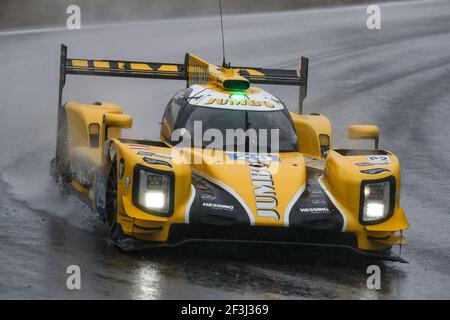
[51,45,409,262]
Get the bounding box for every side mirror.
[103,113,132,129]
[348,124,379,149]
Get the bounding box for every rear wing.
[58,44,309,113]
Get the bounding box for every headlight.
[133,165,174,216]
[360,178,395,224]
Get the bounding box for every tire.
[105,158,118,233]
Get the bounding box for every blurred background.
[0,0,406,30]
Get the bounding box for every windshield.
[176,104,298,152]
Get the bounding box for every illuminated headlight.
[144,191,165,209]
[365,201,385,219]
[134,166,173,215]
[361,179,394,223]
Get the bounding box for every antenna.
[218,0,227,67]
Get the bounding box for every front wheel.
[105,158,118,233]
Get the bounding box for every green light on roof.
[229,93,249,100]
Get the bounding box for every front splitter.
[112,236,407,263]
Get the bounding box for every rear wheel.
[50,157,71,197]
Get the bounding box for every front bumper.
[113,222,407,263]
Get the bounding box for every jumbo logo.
[249,165,279,220]
[205,98,274,108]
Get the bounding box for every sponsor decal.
[227,152,279,162]
[187,85,285,111]
[202,202,234,212]
[249,168,279,220]
[356,155,391,167]
[204,98,274,108]
[129,144,150,150]
[95,175,107,217]
[200,193,216,200]
[360,168,391,175]
[137,151,172,160]
[192,175,216,200]
[367,155,391,163]
[299,207,331,214]
[142,157,173,168]
[356,161,390,167]
[247,160,269,169]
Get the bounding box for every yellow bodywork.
[291,113,332,159]
[59,56,408,253]
[322,150,408,250]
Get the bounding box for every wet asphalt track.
[0,0,450,299]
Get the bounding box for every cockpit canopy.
[161,85,298,152]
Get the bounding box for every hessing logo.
[299,207,330,214]
[202,202,234,211]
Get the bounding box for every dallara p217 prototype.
[51,45,409,262]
